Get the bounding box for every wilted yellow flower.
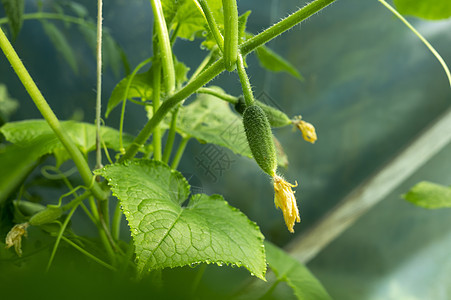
[293,116,317,144]
[5,223,29,256]
[273,175,300,233]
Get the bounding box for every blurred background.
[1,0,451,299]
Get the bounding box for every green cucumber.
[243,105,277,176]
[29,205,63,226]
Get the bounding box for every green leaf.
[1,0,25,39]
[394,0,451,20]
[256,46,303,81]
[265,241,332,300]
[177,87,252,157]
[1,120,136,165]
[403,181,451,209]
[106,70,154,117]
[0,84,19,125]
[0,144,41,205]
[174,58,190,88]
[162,0,223,41]
[41,21,78,74]
[96,159,266,279]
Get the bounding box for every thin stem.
[46,205,79,271]
[152,62,162,161]
[239,0,337,56]
[0,28,107,201]
[111,200,122,241]
[61,236,117,271]
[197,0,224,52]
[197,87,238,104]
[257,279,282,300]
[120,0,337,161]
[118,57,153,154]
[222,0,239,71]
[188,49,216,83]
[61,191,91,211]
[150,0,175,94]
[379,0,451,87]
[95,0,103,169]
[236,53,255,106]
[171,137,190,169]
[162,105,180,163]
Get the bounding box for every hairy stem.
[120,0,337,161]
[236,53,255,106]
[197,0,224,51]
[0,27,107,201]
[150,0,175,94]
[197,87,238,104]
[152,61,162,161]
[95,0,103,169]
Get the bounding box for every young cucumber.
[222,0,239,71]
[29,206,63,226]
[243,105,277,177]
[236,96,292,128]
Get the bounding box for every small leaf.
[95,159,266,279]
[403,181,451,209]
[394,0,451,20]
[265,241,332,300]
[1,0,25,39]
[256,46,303,81]
[41,21,78,74]
[106,70,154,117]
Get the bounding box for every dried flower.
[293,116,317,144]
[273,175,300,233]
[5,223,29,256]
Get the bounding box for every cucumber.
[29,206,63,226]
[243,105,277,176]
[235,96,292,128]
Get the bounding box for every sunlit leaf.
[394,0,451,20]
[404,181,451,209]
[95,159,266,279]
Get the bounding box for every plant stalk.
[236,53,255,106]
[0,27,107,201]
[95,0,103,169]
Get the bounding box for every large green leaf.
[41,21,78,74]
[1,0,25,39]
[265,241,331,300]
[0,84,19,125]
[95,159,266,279]
[403,181,451,209]
[394,0,451,20]
[1,120,136,165]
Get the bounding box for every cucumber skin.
[236,96,291,128]
[29,206,63,226]
[243,105,277,176]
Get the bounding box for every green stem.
[61,191,91,211]
[118,57,153,154]
[150,0,175,94]
[46,204,79,271]
[152,61,162,161]
[111,200,122,241]
[197,87,238,104]
[0,27,107,201]
[236,53,255,106]
[257,279,282,300]
[89,196,116,262]
[61,236,117,271]
[162,105,180,163]
[120,0,337,161]
[171,137,190,169]
[188,49,216,83]
[197,0,224,52]
[222,0,239,71]
[239,0,337,55]
[95,0,103,169]
[0,12,92,27]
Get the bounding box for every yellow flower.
[5,223,29,257]
[273,175,300,233]
[293,116,317,144]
